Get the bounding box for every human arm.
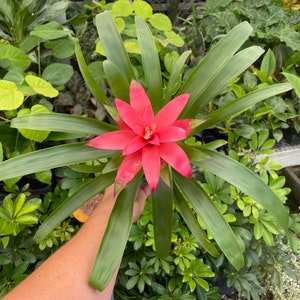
[3,184,150,300]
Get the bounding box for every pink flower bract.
[87,81,192,191]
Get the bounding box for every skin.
[3,184,150,300]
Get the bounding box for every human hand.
[73,184,151,223]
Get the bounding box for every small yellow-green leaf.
[164,30,185,47]
[13,193,26,217]
[133,0,153,19]
[124,40,141,54]
[114,17,125,33]
[0,80,24,110]
[111,0,133,16]
[25,75,58,98]
[17,104,51,142]
[148,13,172,31]
[95,41,106,56]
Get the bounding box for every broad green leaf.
[133,0,153,19]
[261,49,276,78]
[74,39,110,105]
[135,16,163,112]
[42,63,74,86]
[282,72,300,99]
[11,113,117,135]
[35,169,52,185]
[174,186,219,257]
[30,21,72,39]
[45,39,75,59]
[193,148,289,232]
[89,176,141,290]
[111,0,133,17]
[17,104,51,142]
[193,83,292,134]
[152,179,173,257]
[103,60,130,102]
[0,142,117,181]
[178,21,254,118]
[27,1,70,31]
[148,13,172,31]
[34,171,116,242]
[174,173,244,270]
[0,80,24,110]
[25,75,58,98]
[95,11,135,82]
[0,43,31,70]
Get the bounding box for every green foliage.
[0,0,299,299]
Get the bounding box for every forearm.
[3,190,118,300]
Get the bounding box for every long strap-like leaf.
[75,39,110,105]
[179,21,254,118]
[11,113,118,135]
[174,172,244,270]
[89,176,141,290]
[95,11,135,82]
[34,171,116,243]
[135,16,163,113]
[192,83,292,134]
[193,148,289,232]
[174,185,219,257]
[0,142,118,181]
[152,179,173,257]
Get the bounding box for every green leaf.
[30,21,72,39]
[103,60,130,102]
[165,50,191,102]
[11,113,117,135]
[95,11,135,82]
[193,148,289,232]
[42,63,74,86]
[152,179,173,257]
[0,142,117,181]
[17,198,41,216]
[13,193,26,217]
[133,0,153,19]
[174,186,219,257]
[17,104,51,142]
[89,176,141,291]
[148,13,172,31]
[25,75,58,98]
[45,39,75,59]
[0,43,31,70]
[0,80,24,110]
[184,45,264,118]
[174,173,244,270]
[135,16,163,112]
[74,39,110,105]
[34,172,116,242]
[179,22,255,118]
[194,83,292,133]
[164,30,185,47]
[261,49,276,79]
[111,0,133,17]
[282,72,300,99]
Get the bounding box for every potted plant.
[0,5,295,294]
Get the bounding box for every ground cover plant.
[0,0,300,298]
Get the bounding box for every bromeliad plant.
[0,10,294,291]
